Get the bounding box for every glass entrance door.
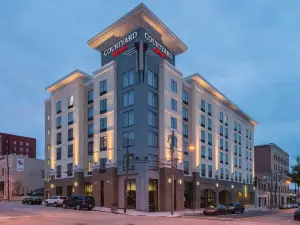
[148,179,158,211]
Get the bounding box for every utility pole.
[169,130,176,215]
[124,146,129,213]
[6,138,10,202]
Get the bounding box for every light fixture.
[179,179,182,184]
[216,183,219,187]
[168,178,172,183]
[196,181,200,186]
[253,187,256,191]
[74,181,78,187]
[94,181,97,185]
[231,184,234,189]
[188,144,195,152]
[50,184,54,189]
[107,180,110,184]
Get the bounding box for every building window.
[171,117,177,130]
[239,147,242,157]
[234,133,237,143]
[148,70,158,89]
[123,90,135,108]
[171,98,177,111]
[88,89,94,104]
[225,128,228,138]
[123,110,134,127]
[100,118,107,132]
[88,124,93,138]
[200,115,205,127]
[68,144,73,158]
[148,154,158,170]
[171,79,177,92]
[68,96,74,109]
[123,131,135,147]
[225,141,228,152]
[220,152,224,164]
[239,172,242,182]
[201,146,205,159]
[67,163,73,177]
[88,161,93,175]
[201,164,206,177]
[219,112,223,123]
[183,142,188,155]
[246,174,249,183]
[249,152,252,161]
[201,130,205,143]
[246,129,248,138]
[220,168,224,179]
[226,169,229,180]
[123,70,135,88]
[220,138,224,150]
[246,150,249,159]
[238,124,241,133]
[68,112,74,125]
[100,158,107,172]
[225,154,229,165]
[100,136,107,151]
[56,101,62,114]
[56,165,61,178]
[148,131,158,147]
[183,124,188,138]
[208,148,212,160]
[234,145,238,155]
[234,157,237,168]
[207,103,212,116]
[183,107,188,121]
[100,99,107,114]
[100,79,107,95]
[234,121,237,131]
[219,125,223,136]
[88,106,94,121]
[238,135,241,145]
[56,116,62,129]
[201,99,205,112]
[148,111,158,128]
[208,133,212,145]
[208,118,212,130]
[249,131,252,140]
[183,90,188,104]
[56,133,62,145]
[56,147,61,160]
[208,165,213,178]
[235,171,238,182]
[224,115,228,125]
[68,128,73,141]
[123,154,135,171]
[184,161,189,175]
[148,91,158,108]
[88,141,93,155]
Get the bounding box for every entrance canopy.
[87,3,188,56]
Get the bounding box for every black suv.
[22,196,42,205]
[62,195,95,210]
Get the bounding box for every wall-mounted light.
[168,178,172,183]
[75,165,78,167]
[74,181,78,187]
[216,183,219,187]
[179,179,182,184]
[231,184,234,189]
[94,181,97,185]
[108,159,112,163]
[196,181,200,186]
[179,161,182,165]
[197,165,200,168]
[107,180,110,184]
[50,184,54,189]
[253,187,256,191]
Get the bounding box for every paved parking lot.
[0,201,298,225]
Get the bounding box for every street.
[0,202,298,225]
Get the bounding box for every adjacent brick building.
[0,133,36,159]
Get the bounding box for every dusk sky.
[0,1,299,164]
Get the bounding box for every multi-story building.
[0,133,36,158]
[0,154,44,200]
[254,143,290,207]
[44,3,257,211]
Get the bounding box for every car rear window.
[85,196,94,201]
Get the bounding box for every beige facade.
[0,155,44,199]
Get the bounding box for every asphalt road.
[0,201,298,225]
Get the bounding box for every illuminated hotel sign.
[145,32,173,60]
[103,31,138,56]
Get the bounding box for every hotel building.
[44,3,257,211]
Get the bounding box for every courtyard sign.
[145,32,173,60]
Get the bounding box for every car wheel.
[76,204,81,210]
[45,202,48,206]
[28,201,32,205]
[53,202,57,207]
[22,201,25,204]
[63,203,67,209]
[88,208,92,211]
[241,209,244,214]
[203,212,207,215]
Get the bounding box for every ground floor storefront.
[44,168,254,211]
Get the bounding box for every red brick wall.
[0,133,36,158]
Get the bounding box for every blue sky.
[0,0,299,164]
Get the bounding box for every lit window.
[100,136,107,151]
[183,91,188,103]
[100,99,107,114]
[201,146,205,158]
[68,96,74,108]
[100,79,107,95]
[201,164,206,177]
[201,99,205,112]
[56,101,62,114]
[88,89,94,103]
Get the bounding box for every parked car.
[203,204,227,215]
[62,195,95,210]
[280,204,288,209]
[225,203,245,214]
[45,196,67,207]
[22,196,42,205]
[295,208,300,220]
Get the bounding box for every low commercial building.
[0,155,44,200]
[44,3,257,211]
[254,143,290,207]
